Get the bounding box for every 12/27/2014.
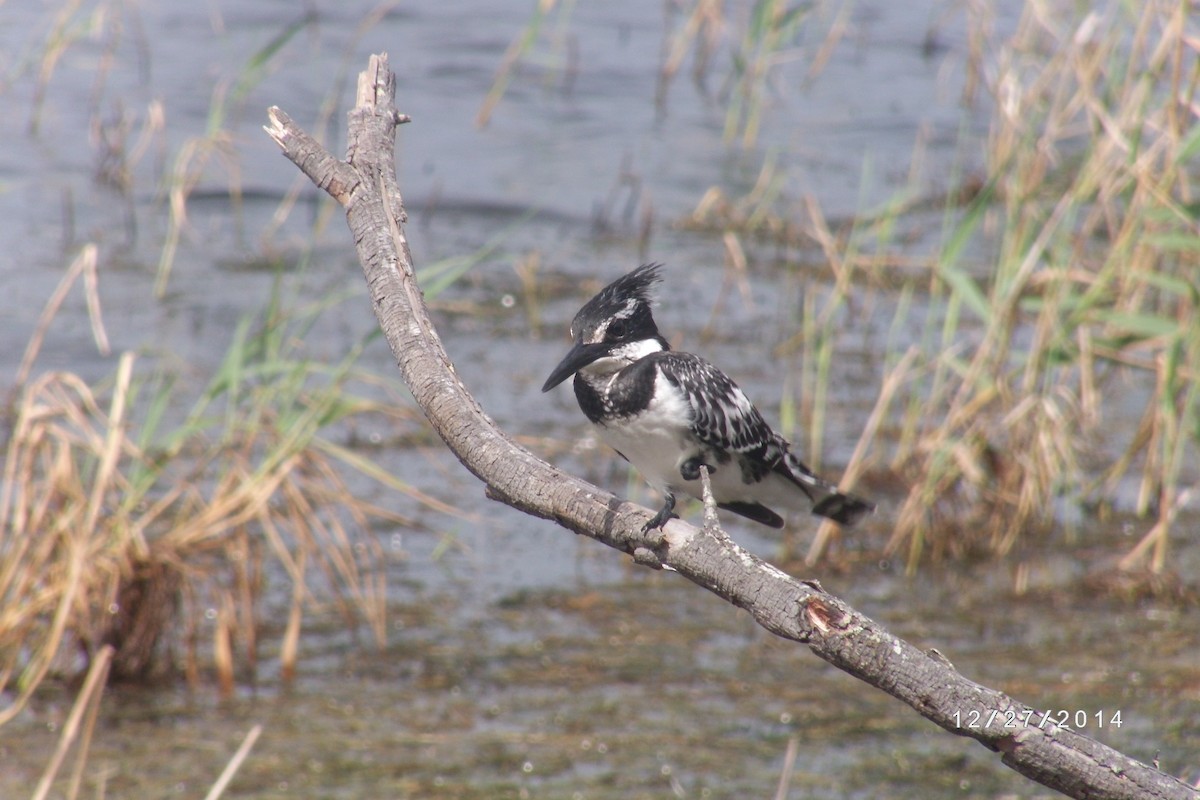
[953,708,1123,731]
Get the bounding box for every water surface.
[1,1,1196,798]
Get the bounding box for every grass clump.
[882,1,1200,572]
[678,2,1199,577]
[0,266,421,724]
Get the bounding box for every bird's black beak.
[541,341,611,392]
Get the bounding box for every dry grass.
[157,11,319,296]
[676,2,1199,578]
[879,0,1200,572]
[29,645,112,800]
[16,0,353,297]
[2,7,453,725]
[0,263,437,726]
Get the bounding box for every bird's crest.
[572,263,663,339]
[597,263,662,309]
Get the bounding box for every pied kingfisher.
[542,263,874,532]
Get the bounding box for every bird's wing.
[653,352,875,525]
[654,352,784,478]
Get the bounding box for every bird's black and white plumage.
[542,263,874,531]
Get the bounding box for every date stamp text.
[953,709,1123,731]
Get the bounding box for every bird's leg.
[697,464,720,531]
[696,464,734,543]
[679,456,713,482]
[642,492,677,532]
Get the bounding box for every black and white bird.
[542,263,874,532]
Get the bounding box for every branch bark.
[264,53,1197,800]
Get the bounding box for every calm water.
[1,1,1197,798]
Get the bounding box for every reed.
[488,0,837,148]
[156,11,318,296]
[684,2,1198,576]
[658,0,847,148]
[0,269,434,723]
[476,0,573,128]
[725,0,823,148]
[881,0,1200,573]
[15,1,331,293]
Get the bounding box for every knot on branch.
[802,595,854,638]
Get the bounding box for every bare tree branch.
[264,53,1197,800]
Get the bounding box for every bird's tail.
[785,455,875,526]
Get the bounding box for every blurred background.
[2,1,1197,797]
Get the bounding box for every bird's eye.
[607,320,627,339]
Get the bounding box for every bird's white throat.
[579,337,664,378]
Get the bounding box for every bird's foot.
[680,456,712,482]
[642,493,678,532]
